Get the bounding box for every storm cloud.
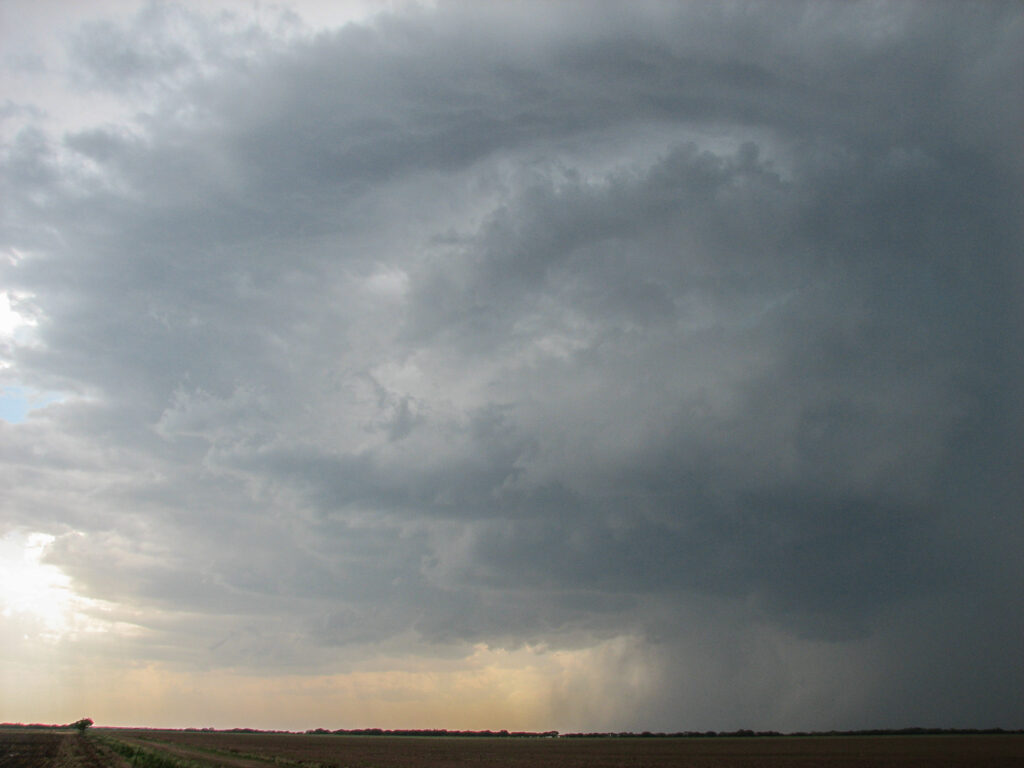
[1,0,1021,732]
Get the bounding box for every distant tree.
[72,718,93,734]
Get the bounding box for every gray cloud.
[1,0,1021,731]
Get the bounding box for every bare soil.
[0,730,63,767]
[105,729,1024,768]
[0,731,129,768]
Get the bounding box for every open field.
[4,729,1023,767]
[91,729,1024,768]
[0,729,128,768]
[0,730,62,767]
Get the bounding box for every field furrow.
[7,730,1021,768]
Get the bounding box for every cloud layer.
[1,0,1022,731]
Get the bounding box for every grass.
[96,734,212,768]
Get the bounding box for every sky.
[1,0,1022,734]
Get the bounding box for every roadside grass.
[201,750,329,768]
[95,735,212,768]
[97,733,329,768]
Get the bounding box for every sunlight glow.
[0,531,116,642]
[0,290,35,338]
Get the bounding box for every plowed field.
[101,729,1024,767]
[0,731,128,768]
[5,729,1021,767]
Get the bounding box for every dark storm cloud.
[1,0,1021,730]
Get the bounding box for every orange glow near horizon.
[0,630,658,732]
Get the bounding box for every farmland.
[0,729,127,767]
[3,728,1023,767]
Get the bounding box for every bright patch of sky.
[0,290,61,421]
[0,531,113,642]
[0,386,61,423]
[0,290,33,338]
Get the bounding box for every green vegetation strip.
[200,750,328,768]
[96,735,215,768]
[98,734,329,768]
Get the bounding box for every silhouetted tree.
[72,718,93,734]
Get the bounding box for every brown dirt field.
[0,730,129,768]
[0,730,63,767]
[106,729,1024,768]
